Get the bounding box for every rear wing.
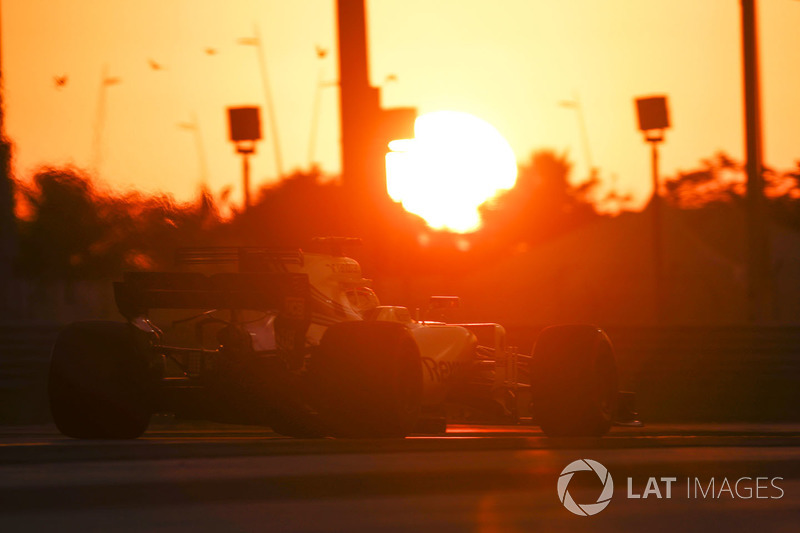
[176,247,303,272]
[113,271,309,320]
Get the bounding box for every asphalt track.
[1,422,798,532]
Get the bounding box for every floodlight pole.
[242,153,251,210]
[190,113,209,188]
[227,106,262,212]
[648,131,665,324]
[559,94,594,175]
[636,95,670,324]
[253,25,284,178]
[741,0,771,322]
[236,142,255,211]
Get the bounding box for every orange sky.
[3,0,799,210]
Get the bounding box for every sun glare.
[385,111,517,233]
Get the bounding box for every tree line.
[10,150,800,280]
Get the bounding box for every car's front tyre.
[530,325,618,438]
[312,321,423,438]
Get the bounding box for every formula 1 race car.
[48,238,636,439]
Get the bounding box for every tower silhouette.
[336,0,415,217]
[336,0,380,201]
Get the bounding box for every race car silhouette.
[49,238,636,439]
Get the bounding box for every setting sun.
[385,111,517,233]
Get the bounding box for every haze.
[4,0,799,208]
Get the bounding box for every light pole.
[92,65,121,175]
[559,93,595,176]
[178,113,209,189]
[227,106,262,211]
[740,0,771,322]
[635,95,670,323]
[308,46,334,168]
[238,28,284,178]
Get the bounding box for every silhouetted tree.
[765,160,800,231]
[222,166,354,247]
[663,152,744,208]
[16,167,106,279]
[16,167,220,279]
[663,152,800,230]
[12,151,635,283]
[477,149,600,249]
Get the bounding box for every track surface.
[1,422,799,532]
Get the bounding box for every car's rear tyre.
[530,325,618,437]
[49,321,151,439]
[312,321,423,438]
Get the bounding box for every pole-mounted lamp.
[227,106,262,210]
[635,95,670,323]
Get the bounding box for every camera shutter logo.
[558,459,614,516]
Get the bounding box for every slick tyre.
[313,321,423,438]
[530,325,618,438]
[48,321,151,439]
